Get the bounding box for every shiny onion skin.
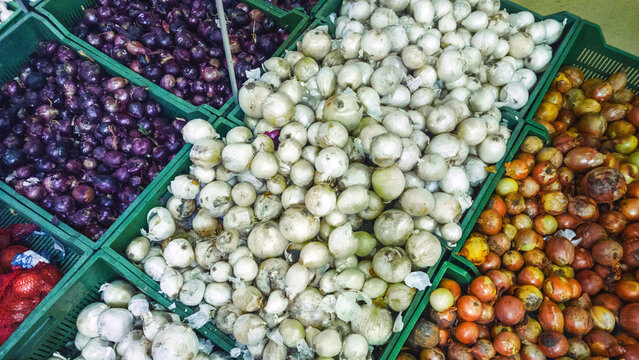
[545,236,575,266]
[562,306,593,336]
[538,297,564,332]
[581,167,627,203]
[495,295,525,326]
[584,329,627,357]
[620,303,639,338]
[537,331,569,358]
[571,247,594,270]
[563,147,605,171]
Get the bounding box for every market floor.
[514,0,639,56]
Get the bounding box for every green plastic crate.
[102,115,450,359]
[451,123,552,276]
[0,251,233,359]
[528,19,639,132]
[312,0,580,121]
[0,190,92,358]
[0,2,22,34]
[0,13,217,250]
[392,262,473,355]
[35,0,310,118]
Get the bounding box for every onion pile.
[71,279,226,360]
[403,66,639,359]
[125,116,445,358]
[0,41,184,240]
[71,0,289,109]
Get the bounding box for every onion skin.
[567,195,599,221]
[622,198,639,221]
[563,306,593,336]
[515,316,543,345]
[576,270,604,295]
[493,331,521,356]
[488,233,511,256]
[592,293,622,315]
[571,247,594,270]
[566,292,592,309]
[487,270,513,295]
[615,280,639,302]
[545,236,575,266]
[476,303,495,325]
[470,339,495,360]
[591,239,623,266]
[478,252,501,273]
[584,329,627,357]
[621,303,639,338]
[599,210,627,235]
[469,276,497,302]
[447,341,473,360]
[564,147,605,171]
[624,223,639,242]
[575,222,607,249]
[523,249,551,268]
[623,239,639,267]
[580,167,627,203]
[495,295,525,326]
[623,343,639,360]
[538,297,564,332]
[538,331,569,358]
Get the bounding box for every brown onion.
[487,233,511,256]
[545,236,575,266]
[589,305,615,332]
[553,132,579,154]
[478,252,501,273]
[447,341,473,360]
[523,249,551,268]
[519,177,541,198]
[621,198,639,221]
[563,306,593,336]
[576,270,604,295]
[493,331,521,356]
[593,264,621,291]
[629,182,639,198]
[608,70,628,91]
[623,239,639,267]
[538,297,564,332]
[505,192,526,215]
[581,167,627,203]
[457,295,482,322]
[477,209,503,235]
[620,303,639,338]
[455,321,479,345]
[502,250,524,272]
[566,338,591,360]
[532,161,558,185]
[561,65,584,87]
[437,328,449,347]
[518,266,545,288]
[568,277,582,298]
[525,199,541,219]
[555,213,582,229]
[575,222,607,249]
[514,229,542,252]
[520,344,546,360]
[615,280,639,302]
[470,339,495,360]
[541,191,568,215]
[591,239,623,266]
[564,147,605,171]
[515,316,543,345]
[571,247,594,270]
[495,295,525,326]
[469,276,497,302]
[439,278,462,301]
[592,293,622,315]
[486,270,513,294]
[589,81,613,102]
[623,222,639,241]
[538,331,569,358]
[410,319,440,348]
[578,113,607,138]
[420,348,446,360]
[567,195,599,221]
[537,147,564,168]
[543,276,573,303]
[611,87,636,103]
[584,329,627,357]
[476,302,495,325]
[622,343,639,360]
[430,308,456,329]
[599,210,627,235]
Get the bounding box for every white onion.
[508,32,535,58]
[436,50,465,83]
[371,165,405,201]
[323,93,363,130]
[405,231,442,268]
[478,134,506,164]
[543,18,564,44]
[462,11,488,32]
[370,133,403,167]
[427,105,458,134]
[412,0,434,24]
[509,11,535,29]
[370,66,403,97]
[301,27,332,60]
[499,81,529,109]
[430,192,461,224]
[525,44,552,72]
[385,25,409,53]
[239,81,273,118]
[416,154,448,181]
[471,29,498,56]
[360,29,392,61]
[439,166,470,195]
[457,117,487,146]
[338,63,363,90]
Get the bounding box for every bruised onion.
[545,236,575,266]
[537,331,568,358]
[584,329,627,357]
[581,167,627,203]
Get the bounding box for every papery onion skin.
[580,167,627,203]
[584,329,627,357]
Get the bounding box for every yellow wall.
[515,0,639,55]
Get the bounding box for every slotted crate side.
[527,20,639,132]
[0,251,229,360]
[0,191,92,359]
[36,0,310,117]
[103,117,238,352]
[0,14,217,250]
[450,123,552,276]
[391,262,473,355]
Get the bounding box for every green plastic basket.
[102,115,450,359]
[0,13,217,250]
[527,19,639,132]
[312,0,580,121]
[0,251,233,359]
[0,189,92,359]
[35,0,309,118]
[451,123,552,276]
[0,2,22,34]
[392,262,473,355]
